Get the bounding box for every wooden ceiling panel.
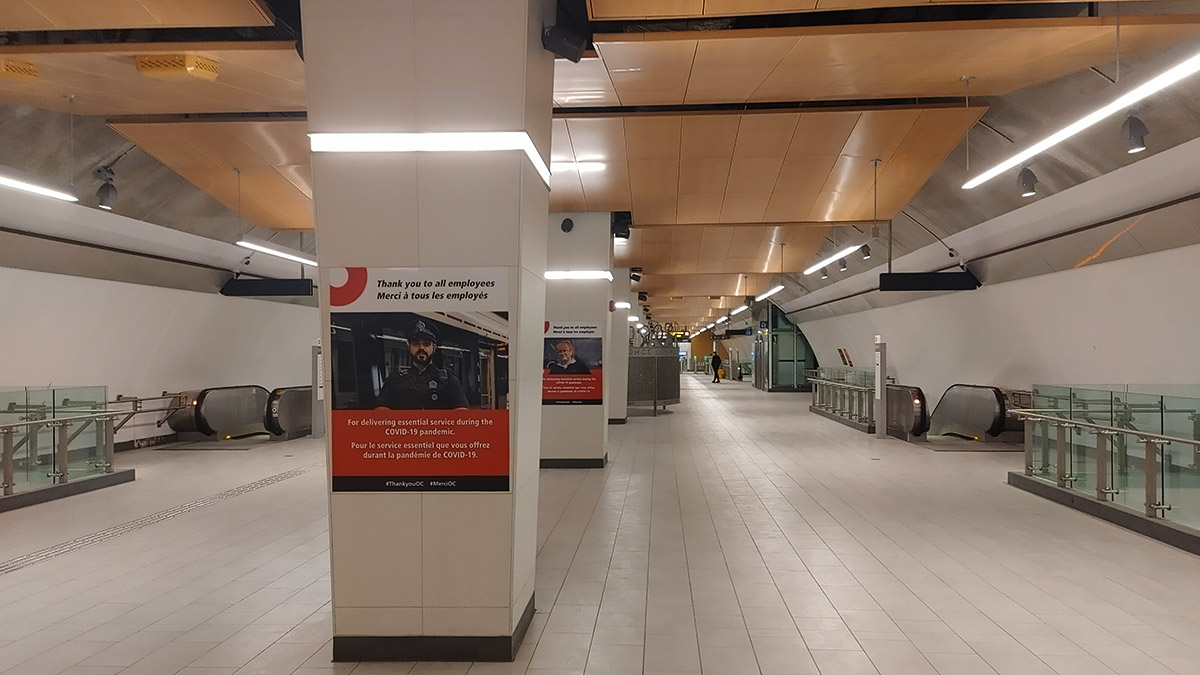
[677,193,725,224]
[762,190,821,222]
[111,119,313,230]
[679,159,732,194]
[595,40,697,105]
[0,45,305,115]
[552,56,620,107]
[628,160,680,196]
[732,114,799,158]
[725,157,784,194]
[680,116,740,159]
[584,17,1200,105]
[624,117,683,161]
[720,192,771,223]
[0,0,272,31]
[587,0,703,20]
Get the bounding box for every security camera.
[242,256,253,266]
[947,248,959,258]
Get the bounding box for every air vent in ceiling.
[0,58,37,82]
[135,55,220,81]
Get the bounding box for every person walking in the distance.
[711,350,722,383]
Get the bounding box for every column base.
[540,455,607,469]
[333,594,535,662]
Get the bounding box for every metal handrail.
[0,411,124,432]
[809,377,873,392]
[1012,409,1200,448]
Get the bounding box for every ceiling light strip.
[755,285,784,301]
[962,49,1200,190]
[309,131,551,187]
[236,238,317,267]
[804,245,863,275]
[730,305,749,315]
[0,175,77,202]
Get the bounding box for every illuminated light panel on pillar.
[309,131,551,187]
[545,270,614,280]
[614,301,631,309]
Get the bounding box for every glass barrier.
[1022,384,1200,533]
[1,385,111,498]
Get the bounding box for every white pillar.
[608,267,631,423]
[541,212,612,467]
[303,0,552,662]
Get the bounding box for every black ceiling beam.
[591,3,1093,35]
[554,97,984,118]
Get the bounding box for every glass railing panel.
[1029,387,1069,482]
[23,388,57,490]
[1067,389,1115,493]
[55,386,108,480]
[1160,394,1200,529]
[1109,392,1161,512]
[1031,384,1071,418]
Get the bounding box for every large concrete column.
[608,267,631,424]
[303,0,552,662]
[541,212,611,467]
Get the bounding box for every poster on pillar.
[542,322,603,405]
[326,267,510,492]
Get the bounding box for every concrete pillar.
[608,268,631,424]
[303,0,552,662]
[541,212,611,467]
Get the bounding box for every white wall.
[0,266,319,442]
[797,241,1200,406]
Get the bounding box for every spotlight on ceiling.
[93,165,116,210]
[861,245,871,260]
[1122,114,1149,154]
[820,268,829,280]
[838,258,848,272]
[1018,167,1038,198]
[630,272,641,282]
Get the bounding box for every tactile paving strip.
[0,463,322,576]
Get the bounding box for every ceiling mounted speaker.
[0,58,37,82]
[135,54,220,81]
[611,211,632,239]
[542,24,587,63]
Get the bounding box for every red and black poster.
[542,322,603,405]
[325,266,510,492]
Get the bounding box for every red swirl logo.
[330,267,369,307]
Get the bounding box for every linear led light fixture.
[614,301,632,309]
[756,285,784,301]
[309,131,551,187]
[236,237,317,267]
[706,322,716,329]
[546,270,613,281]
[730,305,749,316]
[716,316,729,324]
[962,48,1200,190]
[0,173,77,202]
[804,245,863,275]
[627,315,639,322]
[551,161,606,174]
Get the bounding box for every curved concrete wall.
[0,266,319,442]
[797,240,1200,406]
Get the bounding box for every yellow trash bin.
[717,368,725,378]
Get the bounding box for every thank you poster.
[542,322,603,405]
[326,267,510,492]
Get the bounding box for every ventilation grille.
[0,58,38,82]
[135,54,220,81]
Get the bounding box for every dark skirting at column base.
[333,593,536,662]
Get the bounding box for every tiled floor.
[4,375,1200,674]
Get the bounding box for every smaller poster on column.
[542,322,603,405]
[326,267,510,492]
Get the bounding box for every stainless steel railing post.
[1,430,14,496]
[1144,438,1171,518]
[54,420,70,484]
[1056,422,1075,488]
[103,416,115,473]
[1024,417,1034,476]
[1094,430,1118,501]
